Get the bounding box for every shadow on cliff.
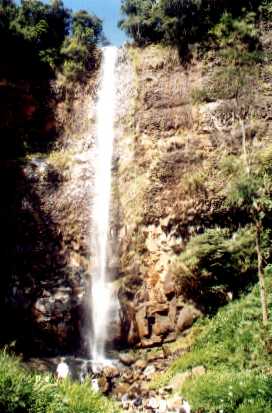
[0,161,85,357]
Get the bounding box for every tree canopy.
[0,0,104,158]
[0,0,103,80]
[119,0,270,51]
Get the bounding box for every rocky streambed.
[25,336,206,413]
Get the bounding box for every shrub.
[153,278,272,411]
[173,227,257,311]
[182,370,272,413]
[0,351,119,413]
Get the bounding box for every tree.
[225,155,272,326]
[119,0,163,45]
[119,0,265,51]
[61,10,103,80]
[72,10,102,45]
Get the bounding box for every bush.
[154,278,272,411]
[119,0,265,54]
[182,370,272,413]
[0,351,119,413]
[173,227,257,311]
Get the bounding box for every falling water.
[90,46,118,367]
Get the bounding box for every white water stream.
[90,46,118,367]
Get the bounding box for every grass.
[0,351,119,413]
[150,277,272,412]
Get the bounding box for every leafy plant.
[0,351,119,413]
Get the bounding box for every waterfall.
[89,46,118,367]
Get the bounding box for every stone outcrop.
[114,41,272,347]
[2,75,100,355]
[4,33,272,355]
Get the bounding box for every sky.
[64,0,127,46]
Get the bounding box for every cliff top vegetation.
[119,0,272,58]
[0,0,103,158]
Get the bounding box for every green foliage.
[173,146,272,312]
[0,0,103,157]
[191,57,260,106]
[0,351,119,413]
[119,0,163,45]
[173,226,258,310]
[223,146,272,221]
[61,10,102,80]
[153,279,272,411]
[0,0,102,79]
[211,12,259,51]
[119,0,265,54]
[183,371,272,413]
[260,0,272,19]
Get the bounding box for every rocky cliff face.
[4,30,272,355]
[2,73,101,355]
[114,39,272,347]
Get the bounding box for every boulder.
[98,375,109,394]
[169,371,192,391]
[134,358,148,370]
[135,306,149,338]
[141,335,162,348]
[177,307,198,332]
[163,331,177,343]
[147,350,165,362]
[153,315,174,336]
[143,364,156,378]
[113,382,130,398]
[147,303,169,316]
[103,365,120,379]
[119,353,136,366]
[163,273,176,297]
[168,297,177,324]
[122,369,135,384]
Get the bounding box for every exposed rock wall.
[114,42,272,347]
[4,34,272,354]
[2,75,100,355]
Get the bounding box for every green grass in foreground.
[0,351,119,413]
[152,277,272,412]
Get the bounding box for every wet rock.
[121,302,139,346]
[98,375,109,394]
[147,303,169,316]
[103,365,120,379]
[132,397,142,407]
[119,353,136,366]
